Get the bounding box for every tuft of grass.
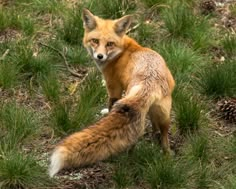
[87,0,136,19]
[173,90,202,134]
[0,103,38,150]
[222,34,236,58]
[0,8,34,36]
[161,1,212,50]
[113,163,132,189]
[40,73,60,103]
[145,157,186,189]
[51,102,72,136]
[0,152,53,189]
[66,46,89,66]
[72,70,106,129]
[140,0,167,8]
[113,141,187,188]
[188,134,209,162]
[10,41,56,81]
[195,165,213,189]
[133,22,156,46]
[196,61,236,98]
[58,8,84,45]
[15,0,65,15]
[0,60,20,89]
[155,40,205,83]
[224,176,236,189]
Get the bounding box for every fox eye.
[91,38,99,44]
[106,42,115,47]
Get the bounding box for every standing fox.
[49,9,175,177]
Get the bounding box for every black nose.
[97,54,103,60]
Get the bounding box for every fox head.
[82,9,132,69]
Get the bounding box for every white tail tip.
[49,147,65,177]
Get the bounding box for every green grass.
[58,8,84,45]
[155,40,205,84]
[187,134,209,162]
[140,0,167,8]
[196,61,236,98]
[145,157,186,189]
[0,8,34,36]
[222,34,236,58]
[133,22,156,46]
[51,102,73,135]
[0,102,38,150]
[113,163,132,188]
[87,0,136,19]
[1,0,236,188]
[173,89,202,134]
[161,1,212,50]
[72,70,106,129]
[0,60,20,89]
[40,73,60,103]
[0,151,53,189]
[8,41,56,82]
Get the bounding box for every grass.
[222,34,236,58]
[51,102,73,135]
[173,89,203,134]
[161,1,212,50]
[0,0,236,188]
[0,151,53,189]
[155,40,205,84]
[196,61,236,98]
[58,8,84,45]
[140,0,167,8]
[0,60,20,89]
[72,70,106,129]
[145,157,186,189]
[0,102,38,150]
[0,8,34,36]
[40,73,60,103]
[87,0,136,19]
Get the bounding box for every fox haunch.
[49,9,175,177]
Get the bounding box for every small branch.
[0,49,10,61]
[126,23,141,34]
[39,42,83,78]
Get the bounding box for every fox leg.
[106,84,123,111]
[149,96,172,154]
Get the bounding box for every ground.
[0,0,236,189]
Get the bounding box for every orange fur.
[49,9,175,177]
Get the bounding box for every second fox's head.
[82,9,132,69]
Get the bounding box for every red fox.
[49,9,175,177]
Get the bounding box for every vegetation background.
[0,0,235,188]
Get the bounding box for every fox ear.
[82,9,97,31]
[115,15,133,36]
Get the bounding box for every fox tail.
[49,97,149,177]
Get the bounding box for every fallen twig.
[39,42,84,78]
[126,23,141,34]
[0,49,10,61]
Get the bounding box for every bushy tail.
[49,98,147,177]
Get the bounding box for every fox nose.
[97,54,104,60]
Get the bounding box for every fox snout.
[93,52,108,62]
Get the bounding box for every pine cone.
[217,99,236,124]
[200,0,216,15]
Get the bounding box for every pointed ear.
[82,9,97,31]
[114,15,133,36]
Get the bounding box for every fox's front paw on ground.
[49,8,175,177]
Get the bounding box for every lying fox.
[49,9,175,177]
